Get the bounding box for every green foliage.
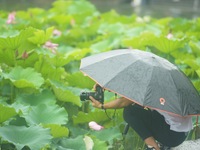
[24,104,68,125]
[58,136,87,150]
[0,104,17,123]
[1,0,200,149]
[73,110,111,124]
[3,66,44,89]
[0,125,52,150]
[28,27,54,45]
[43,124,69,138]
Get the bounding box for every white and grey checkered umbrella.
[80,49,200,116]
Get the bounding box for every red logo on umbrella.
[160,98,165,105]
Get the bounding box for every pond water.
[89,0,200,18]
[0,0,199,18]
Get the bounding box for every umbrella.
[80,49,200,116]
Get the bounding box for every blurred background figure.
[129,0,200,18]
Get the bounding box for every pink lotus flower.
[6,12,16,24]
[53,29,62,36]
[89,121,104,131]
[43,41,58,54]
[22,51,28,59]
[70,19,76,26]
[167,33,173,39]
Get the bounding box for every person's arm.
[89,96,134,109]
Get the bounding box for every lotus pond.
[0,0,200,149]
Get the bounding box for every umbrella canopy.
[80,49,200,116]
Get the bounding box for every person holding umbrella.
[89,94,192,150]
[80,49,200,150]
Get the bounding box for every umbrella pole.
[123,123,130,137]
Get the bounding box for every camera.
[80,85,104,103]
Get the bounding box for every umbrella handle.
[123,123,130,136]
[196,116,199,127]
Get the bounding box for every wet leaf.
[0,104,17,123]
[3,66,44,89]
[43,124,69,138]
[50,80,81,106]
[24,104,68,125]
[0,125,52,150]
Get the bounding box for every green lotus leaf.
[59,135,86,150]
[189,41,200,56]
[145,24,162,35]
[27,8,46,16]
[67,0,97,15]
[91,127,122,142]
[16,27,38,52]
[73,110,111,125]
[51,0,96,15]
[66,72,95,89]
[50,80,81,106]
[193,80,200,91]
[3,66,44,89]
[17,52,39,68]
[59,135,107,150]
[149,36,186,53]
[36,48,87,69]
[90,35,122,53]
[183,59,200,70]
[186,31,200,40]
[28,27,54,45]
[34,56,67,80]
[11,102,30,117]
[0,47,15,65]
[100,10,121,23]
[196,69,200,78]
[0,125,52,150]
[124,26,146,37]
[0,28,20,38]
[63,135,108,150]
[0,27,36,51]
[127,23,161,36]
[63,28,89,44]
[0,104,17,123]
[90,136,108,150]
[155,17,172,26]
[50,14,72,26]
[15,89,56,106]
[24,104,68,125]
[62,48,90,65]
[122,32,156,50]
[171,49,194,62]
[169,18,193,32]
[98,23,126,35]
[43,124,69,138]
[0,27,37,65]
[9,116,27,127]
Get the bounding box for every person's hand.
[89,96,102,109]
[93,83,98,91]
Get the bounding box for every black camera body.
[80,85,104,103]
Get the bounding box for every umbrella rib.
[80,50,131,69]
[142,66,155,106]
[169,70,186,115]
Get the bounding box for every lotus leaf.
[0,125,52,150]
[24,104,68,125]
[3,66,44,89]
[0,104,17,123]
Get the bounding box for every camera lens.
[80,92,88,101]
